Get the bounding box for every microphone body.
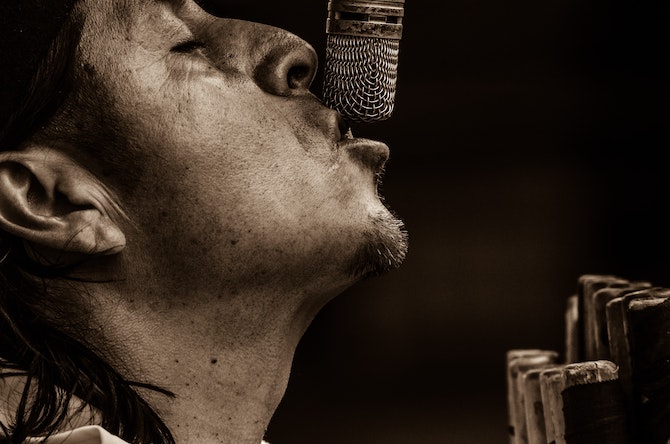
[323,0,405,123]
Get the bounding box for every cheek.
[105,69,374,281]
[133,152,366,288]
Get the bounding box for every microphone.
[323,0,405,123]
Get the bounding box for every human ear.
[0,146,127,256]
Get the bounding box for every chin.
[347,207,408,279]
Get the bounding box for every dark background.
[205,0,669,442]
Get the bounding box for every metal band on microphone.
[326,0,404,40]
[323,0,405,123]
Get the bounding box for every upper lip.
[323,108,350,142]
[321,107,389,172]
[321,108,390,172]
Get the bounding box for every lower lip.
[338,138,390,171]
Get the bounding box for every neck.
[139,332,291,444]
[83,279,346,444]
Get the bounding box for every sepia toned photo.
[1,1,667,443]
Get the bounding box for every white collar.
[24,425,130,444]
[22,425,272,443]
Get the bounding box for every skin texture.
[0,0,407,442]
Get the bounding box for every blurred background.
[204,0,668,442]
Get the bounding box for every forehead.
[77,0,288,24]
[75,0,190,60]
[78,0,170,30]
[75,0,264,45]
[77,0,324,36]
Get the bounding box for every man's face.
[60,0,407,300]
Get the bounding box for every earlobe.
[0,147,127,256]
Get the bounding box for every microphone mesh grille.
[323,34,399,123]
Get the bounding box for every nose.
[252,32,318,97]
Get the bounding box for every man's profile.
[0,0,408,443]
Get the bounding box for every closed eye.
[171,40,206,54]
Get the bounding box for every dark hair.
[0,7,176,444]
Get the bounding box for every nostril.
[253,32,317,96]
[287,64,312,90]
